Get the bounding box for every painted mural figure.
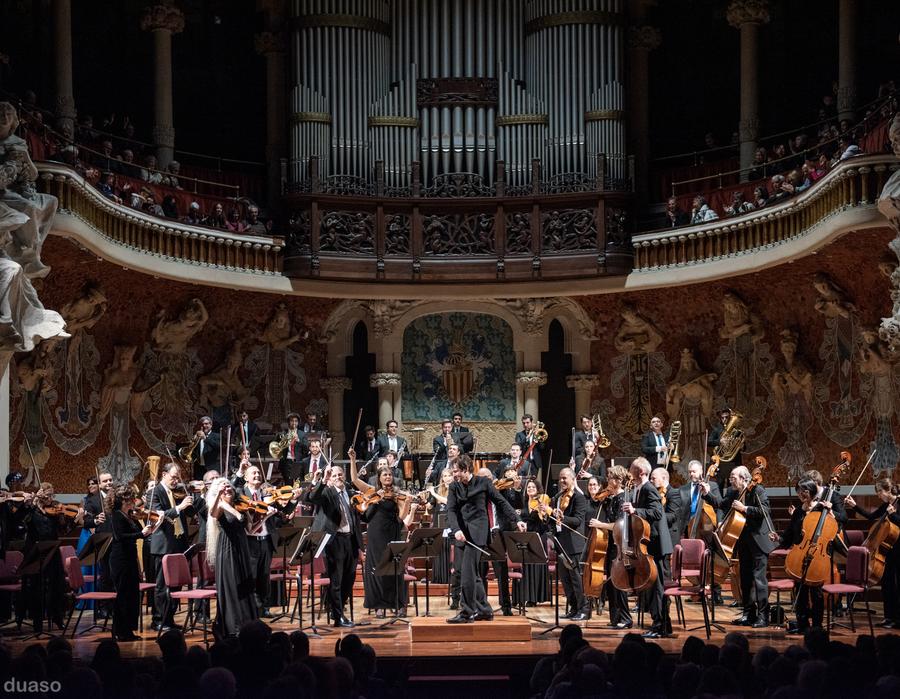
[98,345,141,482]
[614,303,663,354]
[719,291,764,343]
[858,329,899,477]
[199,340,248,428]
[666,348,717,469]
[15,339,58,484]
[152,297,209,353]
[771,329,815,479]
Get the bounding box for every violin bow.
[349,408,363,453]
[845,448,877,499]
[24,439,40,487]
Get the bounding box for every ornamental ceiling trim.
[496,114,549,127]
[293,14,390,36]
[525,11,626,35]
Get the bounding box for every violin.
[129,506,162,525]
[558,489,573,513]
[494,476,517,491]
[785,452,850,587]
[235,494,270,515]
[41,501,81,518]
[264,484,299,506]
[0,491,28,504]
[529,493,551,520]
[591,490,610,504]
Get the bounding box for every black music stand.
[20,541,61,640]
[406,527,443,617]
[503,531,548,624]
[374,541,413,628]
[289,530,332,637]
[270,521,307,622]
[540,533,574,635]
[73,532,113,636]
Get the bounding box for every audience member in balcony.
[690,195,719,224]
[768,143,788,174]
[161,194,179,219]
[747,147,769,180]
[788,134,809,170]
[183,201,204,226]
[118,149,141,179]
[836,135,862,162]
[141,192,165,218]
[97,172,121,204]
[76,114,99,143]
[206,202,227,229]
[810,154,829,181]
[752,185,769,209]
[792,165,813,193]
[141,154,163,184]
[724,190,754,217]
[244,205,267,235]
[97,139,117,172]
[768,174,793,204]
[225,208,246,233]
[664,196,689,228]
[163,160,181,189]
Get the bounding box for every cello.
[688,456,720,539]
[581,489,611,598]
[861,490,899,586]
[610,478,657,594]
[784,453,850,587]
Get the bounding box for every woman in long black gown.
[426,467,453,584]
[514,479,550,606]
[107,485,152,640]
[206,477,257,638]
[361,467,410,618]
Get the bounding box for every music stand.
[74,532,113,635]
[374,541,413,627]
[503,531,548,624]
[270,522,307,622]
[540,533,575,635]
[406,527,443,617]
[20,541,61,640]
[289,530,332,637]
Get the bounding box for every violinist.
[446,455,526,623]
[541,467,589,621]
[650,467,682,578]
[517,479,550,606]
[304,463,361,628]
[587,465,630,628]
[575,441,606,479]
[107,484,153,640]
[584,477,606,531]
[515,414,543,475]
[74,475,107,615]
[425,467,453,585]
[479,467,519,616]
[191,468,218,625]
[233,463,298,618]
[622,458,673,638]
[844,478,900,629]
[148,463,195,631]
[720,465,777,628]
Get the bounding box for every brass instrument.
[178,433,202,462]
[531,421,549,443]
[714,410,745,462]
[666,420,683,465]
[591,414,611,449]
[268,429,298,460]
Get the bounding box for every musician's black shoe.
[712,592,725,606]
[731,615,753,626]
[449,601,460,611]
[785,621,808,635]
[642,627,663,639]
[259,608,274,619]
[570,613,589,621]
[501,607,513,617]
[610,621,633,630]
[751,616,769,628]
[333,616,354,628]
[472,612,494,621]
[447,613,474,624]
[880,619,897,629]
[728,600,741,608]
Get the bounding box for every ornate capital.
[565,374,600,391]
[738,117,760,143]
[54,95,76,119]
[516,371,548,387]
[628,25,661,51]
[837,85,857,115]
[369,372,401,388]
[141,5,186,34]
[726,0,770,28]
[254,31,286,55]
[152,124,175,148]
[320,376,352,393]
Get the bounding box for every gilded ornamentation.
[726,0,770,28]
[515,371,548,387]
[367,116,419,128]
[584,110,625,122]
[369,372,401,388]
[495,114,549,127]
[140,4,186,34]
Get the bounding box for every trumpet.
[591,414,611,449]
[268,429,298,460]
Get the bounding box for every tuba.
[591,414,611,449]
[268,429,297,460]
[714,410,745,461]
[667,421,683,464]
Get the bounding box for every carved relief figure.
[14,339,58,485]
[813,273,856,319]
[771,329,815,479]
[98,345,141,481]
[665,348,717,470]
[719,291,764,342]
[199,340,248,428]
[0,102,57,278]
[614,303,663,354]
[858,329,899,477]
[152,297,209,353]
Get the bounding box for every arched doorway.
[343,321,377,452]
[540,319,574,475]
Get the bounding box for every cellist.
[587,465,631,629]
[844,478,900,629]
[675,459,724,604]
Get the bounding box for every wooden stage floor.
[0,592,894,661]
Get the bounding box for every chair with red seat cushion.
[844,530,864,547]
[823,545,873,637]
[161,553,217,647]
[664,547,718,638]
[62,556,117,637]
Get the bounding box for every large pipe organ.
[290,0,628,191]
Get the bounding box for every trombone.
[591,414,611,449]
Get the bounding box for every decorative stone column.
[369,372,401,428]
[516,371,548,421]
[727,0,770,179]
[837,0,857,121]
[627,24,661,203]
[141,4,185,169]
[566,374,600,419]
[877,114,900,357]
[320,376,352,453]
[255,29,287,204]
[52,0,76,134]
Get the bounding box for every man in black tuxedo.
[426,443,459,487]
[674,460,723,547]
[233,410,259,453]
[477,467,520,616]
[432,419,454,469]
[356,425,380,463]
[148,463,195,630]
[650,467,682,580]
[189,416,221,480]
[640,416,671,472]
[719,465,778,628]
[624,457,673,638]
[299,438,327,482]
[572,415,600,458]
[278,413,303,483]
[446,455,526,623]
[708,408,742,490]
[376,420,407,459]
[493,443,533,479]
[514,414,543,477]
[543,467,589,620]
[451,412,475,454]
[304,464,362,627]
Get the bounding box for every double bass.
[688,456,720,539]
[862,490,900,586]
[610,479,657,594]
[784,453,850,587]
[581,489,611,598]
